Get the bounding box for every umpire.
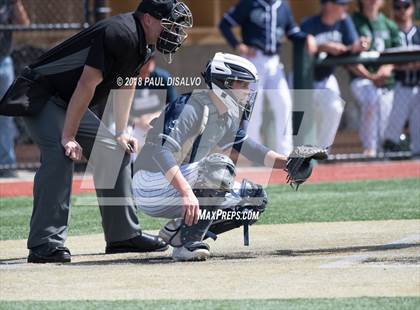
[0,0,192,263]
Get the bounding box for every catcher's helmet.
[202,53,259,121]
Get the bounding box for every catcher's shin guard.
[159,218,184,247]
[159,206,214,261]
[173,153,236,247]
[159,203,215,248]
[180,215,213,248]
[160,180,267,247]
[206,179,267,245]
[159,187,227,250]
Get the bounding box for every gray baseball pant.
[23,95,141,253]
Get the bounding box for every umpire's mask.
[156,2,193,63]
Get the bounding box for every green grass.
[0,178,419,241]
[0,194,167,241]
[260,178,420,225]
[0,297,419,310]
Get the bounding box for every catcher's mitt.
[285,145,328,190]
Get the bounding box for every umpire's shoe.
[27,246,71,264]
[105,232,168,254]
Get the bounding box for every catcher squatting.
[0,0,327,263]
[131,52,328,261]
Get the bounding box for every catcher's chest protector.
[159,91,210,163]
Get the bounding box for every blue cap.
[393,0,413,5]
[321,0,352,4]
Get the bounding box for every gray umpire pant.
[23,95,141,253]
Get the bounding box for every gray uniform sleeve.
[152,103,202,174]
[219,125,270,165]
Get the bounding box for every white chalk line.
[320,233,420,269]
[387,234,420,246]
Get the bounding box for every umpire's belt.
[258,48,278,56]
[262,51,278,56]
[249,45,278,56]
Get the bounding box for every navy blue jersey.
[301,15,358,80]
[219,0,306,54]
[134,91,269,174]
[395,25,420,86]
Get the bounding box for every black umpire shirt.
[30,12,153,108]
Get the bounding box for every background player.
[349,0,401,157]
[219,0,317,156]
[301,0,368,149]
[0,0,29,178]
[383,0,420,156]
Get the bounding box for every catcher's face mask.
[225,79,258,121]
[156,2,193,63]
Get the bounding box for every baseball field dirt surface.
[1,164,419,309]
[0,220,419,301]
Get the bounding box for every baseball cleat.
[172,241,211,261]
[172,245,210,262]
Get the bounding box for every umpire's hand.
[116,133,139,154]
[62,137,83,161]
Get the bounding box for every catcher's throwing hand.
[116,133,138,154]
[62,137,83,161]
[181,189,200,226]
[285,145,328,190]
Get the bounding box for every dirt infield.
[1,160,419,197]
[1,220,419,301]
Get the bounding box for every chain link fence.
[0,0,102,172]
[3,0,92,62]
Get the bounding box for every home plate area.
[0,219,419,301]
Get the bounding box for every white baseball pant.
[133,162,243,219]
[133,162,200,218]
[313,75,345,149]
[350,78,394,151]
[384,83,420,154]
[245,51,293,156]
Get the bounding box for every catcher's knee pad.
[193,153,237,209]
[206,179,267,237]
[159,218,183,247]
[195,153,236,193]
